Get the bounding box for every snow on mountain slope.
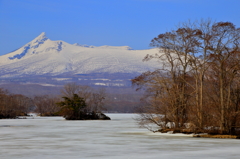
[0,32,161,78]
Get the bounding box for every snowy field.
[0,114,240,159]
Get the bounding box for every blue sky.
[0,0,240,55]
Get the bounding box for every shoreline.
[152,131,240,139]
[156,128,240,139]
[193,134,240,139]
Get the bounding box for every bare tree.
[90,87,107,113]
[34,95,60,116]
[206,22,240,133]
[61,82,80,98]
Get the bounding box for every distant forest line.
[0,84,142,119]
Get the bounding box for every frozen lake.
[0,114,240,159]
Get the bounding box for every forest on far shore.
[0,83,140,119]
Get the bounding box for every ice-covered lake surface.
[0,114,239,159]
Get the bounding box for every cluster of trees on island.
[0,83,110,120]
[132,20,240,135]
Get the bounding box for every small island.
[57,94,110,120]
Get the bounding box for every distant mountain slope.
[0,32,160,87]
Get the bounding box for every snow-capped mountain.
[0,32,160,87]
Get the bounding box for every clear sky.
[0,0,240,55]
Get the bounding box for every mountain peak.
[38,32,46,37]
[32,32,48,44]
[7,32,49,60]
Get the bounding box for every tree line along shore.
[0,83,110,120]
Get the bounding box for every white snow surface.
[0,32,161,77]
[0,114,240,159]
